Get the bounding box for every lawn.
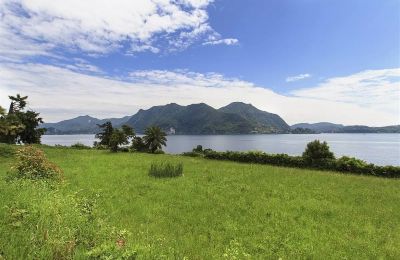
[0,146,399,259]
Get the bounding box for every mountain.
[291,122,344,133]
[218,102,290,133]
[126,102,290,134]
[42,102,290,135]
[42,115,131,134]
[290,122,400,133]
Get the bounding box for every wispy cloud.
[203,38,239,46]
[0,0,236,60]
[286,73,311,82]
[0,63,398,126]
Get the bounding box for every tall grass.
[148,162,183,178]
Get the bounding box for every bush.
[148,162,183,178]
[8,146,63,181]
[71,142,91,149]
[302,140,335,167]
[192,145,203,153]
[0,143,16,157]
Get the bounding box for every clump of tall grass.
[148,162,183,178]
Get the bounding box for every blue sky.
[0,0,399,125]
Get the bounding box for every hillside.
[291,122,400,133]
[42,102,290,134]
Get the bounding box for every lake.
[41,134,400,166]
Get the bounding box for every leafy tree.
[95,122,113,146]
[131,136,148,152]
[0,95,45,144]
[302,140,335,167]
[95,122,135,152]
[143,126,167,153]
[108,125,135,152]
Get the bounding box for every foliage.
[95,122,114,146]
[0,143,16,158]
[0,95,45,144]
[95,123,135,152]
[188,141,400,178]
[302,140,335,167]
[192,145,203,153]
[148,162,183,178]
[130,136,148,152]
[8,146,63,181]
[143,126,167,153]
[71,142,92,149]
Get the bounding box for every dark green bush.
[153,149,165,154]
[302,140,335,167]
[0,143,15,157]
[70,142,91,149]
[194,145,399,178]
[148,162,183,178]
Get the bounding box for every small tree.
[143,126,167,153]
[302,140,335,167]
[131,136,148,152]
[108,125,135,152]
[95,122,113,146]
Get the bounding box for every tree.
[0,95,45,144]
[95,122,113,146]
[131,136,148,152]
[95,122,135,152]
[143,126,167,153]
[302,140,335,167]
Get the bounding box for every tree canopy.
[0,95,45,144]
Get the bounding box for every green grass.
[0,146,399,259]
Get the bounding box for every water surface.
[42,134,400,166]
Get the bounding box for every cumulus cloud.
[0,63,398,126]
[286,73,311,82]
[0,0,236,60]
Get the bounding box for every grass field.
[1,146,399,259]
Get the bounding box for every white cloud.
[0,63,398,126]
[286,73,311,82]
[203,38,239,46]
[291,68,400,117]
[0,0,236,59]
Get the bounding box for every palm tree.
[143,126,167,153]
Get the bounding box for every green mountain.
[290,122,400,133]
[126,102,290,134]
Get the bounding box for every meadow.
[0,146,399,259]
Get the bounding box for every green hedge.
[183,149,400,178]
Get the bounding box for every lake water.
[41,134,400,166]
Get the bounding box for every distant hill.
[291,122,344,133]
[42,102,290,134]
[42,115,131,134]
[290,122,400,133]
[41,103,400,135]
[126,102,290,134]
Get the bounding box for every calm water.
[42,134,400,166]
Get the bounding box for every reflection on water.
[41,133,400,166]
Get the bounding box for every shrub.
[0,143,15,157]
[192,145,203,153]
[8,146,63,181]
[181,151,203,157]
[148,162,183,178]
[302,140,335,167]
[71,142,91,149]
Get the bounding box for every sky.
[0,0,399,125]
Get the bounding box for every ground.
[0,146,399,259]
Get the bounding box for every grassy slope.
[0,147,400,259]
